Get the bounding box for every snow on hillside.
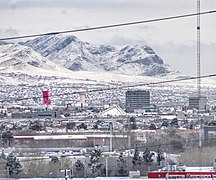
[0,43,75,85]
[0,43,77,77]
[102,44,176,76]
[23,34,111,72]
[23,34,178,76]
[0,37,215,87]
[0,44,173,86]
[0,44,60,71]
[0,43,155,84]
[0,43,215,87]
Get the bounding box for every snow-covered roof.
[99,105,126,117]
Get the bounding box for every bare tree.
[1,130,13,147]
[6,153,22,177]
[178,147,216,166]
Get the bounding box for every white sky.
[0,0,216,76]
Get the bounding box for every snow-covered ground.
[19,178,144,180]
[18,176,215,180]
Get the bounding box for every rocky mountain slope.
[23,34,178,76]
[0,43,71,74]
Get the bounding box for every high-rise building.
[126,90,150,111]
[189,96,207,110]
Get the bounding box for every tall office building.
[189,96,207,110]
[126,90,150,111]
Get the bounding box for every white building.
[99,105,126,117]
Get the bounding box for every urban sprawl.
[0,81,216,178]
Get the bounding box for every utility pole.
[197,0,203,171]
[106,157,109,177]
[127,118,131,149]
[109,122,113,152]
[7,166,10,178]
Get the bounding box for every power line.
[1,73,216,104]
[0,10,216,41]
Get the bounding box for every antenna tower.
[197,0,202,162]
[197,0,201,99]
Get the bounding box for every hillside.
[23,34,178,76]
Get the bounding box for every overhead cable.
[0,10,216,41]
[0,73,216,103]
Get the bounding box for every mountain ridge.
[1,42,216,87]
[0,43,72,74]
[23,34,178,76]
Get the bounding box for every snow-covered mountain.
[0,43,71,74]
[0,43,171,86]
[1,41,216,87]
[0,40,11,46]
[23,34,178,76]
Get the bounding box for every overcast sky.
[0,0,216,76]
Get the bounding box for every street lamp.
[84,155,91,179]
[106,156,108,177]
[84,158,86,179]
[109,122,113,152]
[71,157,76,178]
[102,155,110,177]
